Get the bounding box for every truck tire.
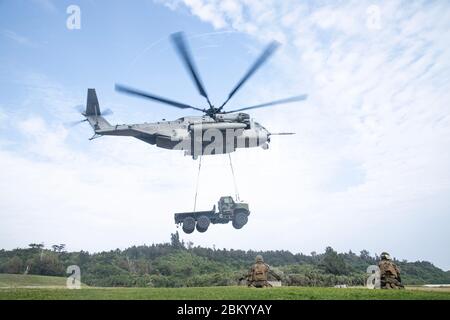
[232,211,248,229]
[182,217,196,234]
[196,215,210,233]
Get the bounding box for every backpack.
[253,263,268,281]
[379,261,398,277]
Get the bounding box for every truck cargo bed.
[174,208,215,224]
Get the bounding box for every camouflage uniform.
[247,255,272,288]
[378,252,404,289]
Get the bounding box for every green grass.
[0,273,88,289]
[1,286,450,300]
[0,274,69,288]
[1,274,449,300]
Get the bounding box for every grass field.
[1,274,449,300]
[0,274,69,288]
[0,273,87,288]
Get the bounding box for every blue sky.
[1,0,450,270]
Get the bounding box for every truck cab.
[218,196,234,214]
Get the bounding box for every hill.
[1,233,449,288]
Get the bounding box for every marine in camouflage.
[245,255,281,288]
[378,252,404,289]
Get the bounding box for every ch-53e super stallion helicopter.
[77,32,307,159]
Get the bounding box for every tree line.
[0,233,448,287]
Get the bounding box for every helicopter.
[78,32,307,159]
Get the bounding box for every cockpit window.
[254,122,267,131]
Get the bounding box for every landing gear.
[182,217,195,234]
[196,215,210,233]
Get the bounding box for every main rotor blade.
[171,32,212,107]
[270,132,295,136]
[219,41,280,110]
[115,84,204,112]
[224,94,307,114]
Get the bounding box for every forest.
[1,232,449,287]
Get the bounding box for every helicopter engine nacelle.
[215,113,250,123]
[189,122,247,131]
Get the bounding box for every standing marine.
[378,252,404,289]
[246,255,280,288]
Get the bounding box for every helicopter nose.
[258,128,270,144]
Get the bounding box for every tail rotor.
[65,89,113,131]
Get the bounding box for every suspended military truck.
[174,196,250,234]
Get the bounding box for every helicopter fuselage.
[94,113,270,158]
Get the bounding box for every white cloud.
[159,0,450,268]
[183,0,228,29]
[154,0,182,11]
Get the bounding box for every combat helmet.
[255,255,264,263]
[380,252,391,260]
